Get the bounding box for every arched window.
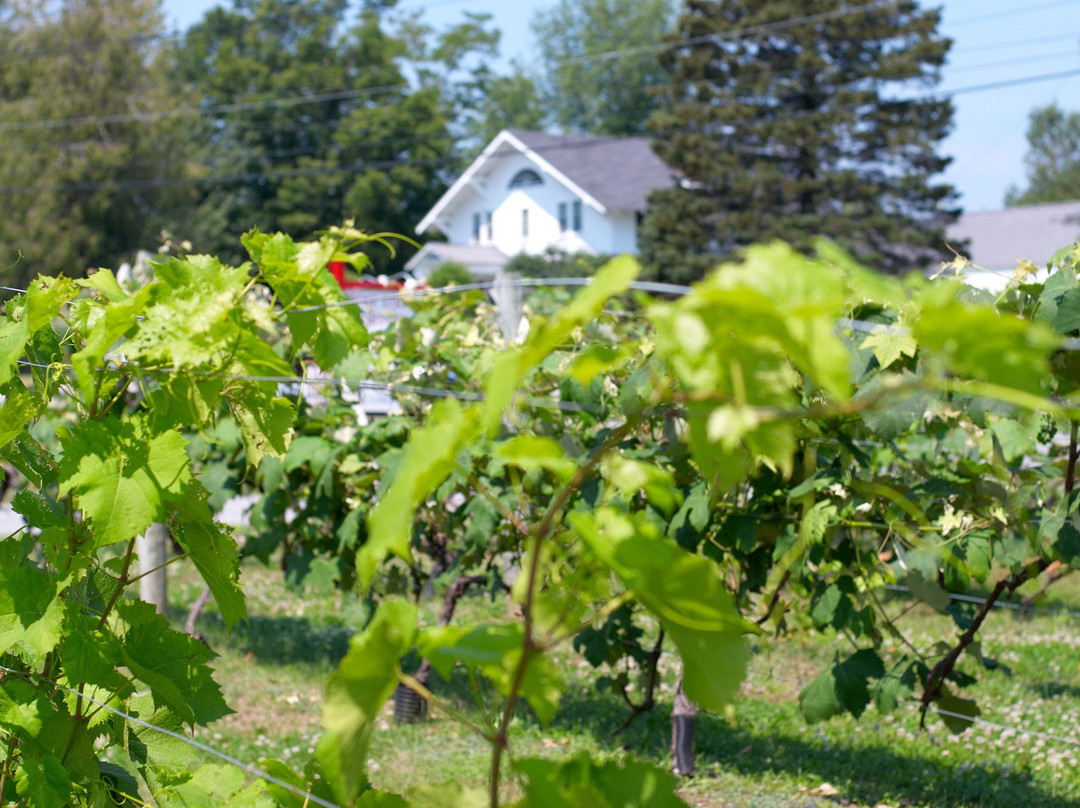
[509,169,543,188]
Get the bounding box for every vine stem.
[397,674,494,741]
[919,419,1077,725]
[0,730,17,807]
[487,416,641,808]
[96,537,138,632]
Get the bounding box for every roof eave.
[416,130,518,234]
[504,131,608,215]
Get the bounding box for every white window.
[558,202,568,232]
[522,209,529,238]
[509,169,543,188]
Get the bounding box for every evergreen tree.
[532,0,676,136]
[1005,103,1080,207]
[641,0,958,280]
[0,0,183,286]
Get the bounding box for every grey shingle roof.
[508,129,676,211]
[946,199,1080,269]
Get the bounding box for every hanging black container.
[392,682,427,723]
[672,714,696,776]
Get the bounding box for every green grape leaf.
[14,753,70,808]
[484,256,637,433]
[496,435,576,483]
[228,392,295,467]
[418,624,562,724]
[115,600,230,726]
[124,694,196,771]
[569,508,751,712]
[170,487,246,629]
[58,415,191,548]
[156,375,225,427]
[283,435,337,475]
[313,305,368,370]
[156,764,271,807]
[935,686,980,734]
[1053,287,1080,334]
[362,400,479,587]
[68,293,142,408]
[26,276,78,333]
[61,627,125,691]
[257,759,339,808]
[860,328,917,370]
[123,255,250,368]
[405,783,486,808]
[0,431,57,488]
[515,754,690,808]
[322,599,417,803]
[810,579,857,630]
[914,286,1059,394]
[566,343,633,385]
[11,490,65,531]
[1048,519,1080,566]
[602,454,680,515]
[0,567,63,661]
[872,659,925,714]
[0,382,35,450]
[799,649,886,723]
[905,569,951,612]
[0,316,29,386]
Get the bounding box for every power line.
[0,53,1069,197]
[0,663,342,808]
[0,0,1020,137]
[947,0,1080,27]
[0,84,410,134]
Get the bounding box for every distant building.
[945,199,1080,289]
[408,129,676,280]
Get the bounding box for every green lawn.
[166,559,1080,807]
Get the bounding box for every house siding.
[441,151,640,257]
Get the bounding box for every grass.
[164,558,1080,807]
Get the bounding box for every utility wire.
[0,0,1059,137]
[0,57,1069,197]
[0,663,342,808]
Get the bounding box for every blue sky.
[161,0,1080,212]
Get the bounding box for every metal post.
[138,522,169,616]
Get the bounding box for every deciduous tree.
[531,0,676,136]
[1005,103,1080,207]
[0,0,184,286]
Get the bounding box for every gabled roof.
[417,129,675,234]
[946,199,1080,269]
[506,130,675,211]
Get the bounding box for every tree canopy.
[531,0,676,136]
[641,0,959,283]
[1005,103,1080,207]
[0,0,183,287]
[172,0,459,272]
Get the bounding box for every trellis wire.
[749,662,1080,750]
[0,664,342,808]
[884,583,1080,619]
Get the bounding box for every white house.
[406,129,675,279]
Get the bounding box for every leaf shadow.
[535,687,1080,808]
[176,608,353,670]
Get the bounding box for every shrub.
[427,261,474,287]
